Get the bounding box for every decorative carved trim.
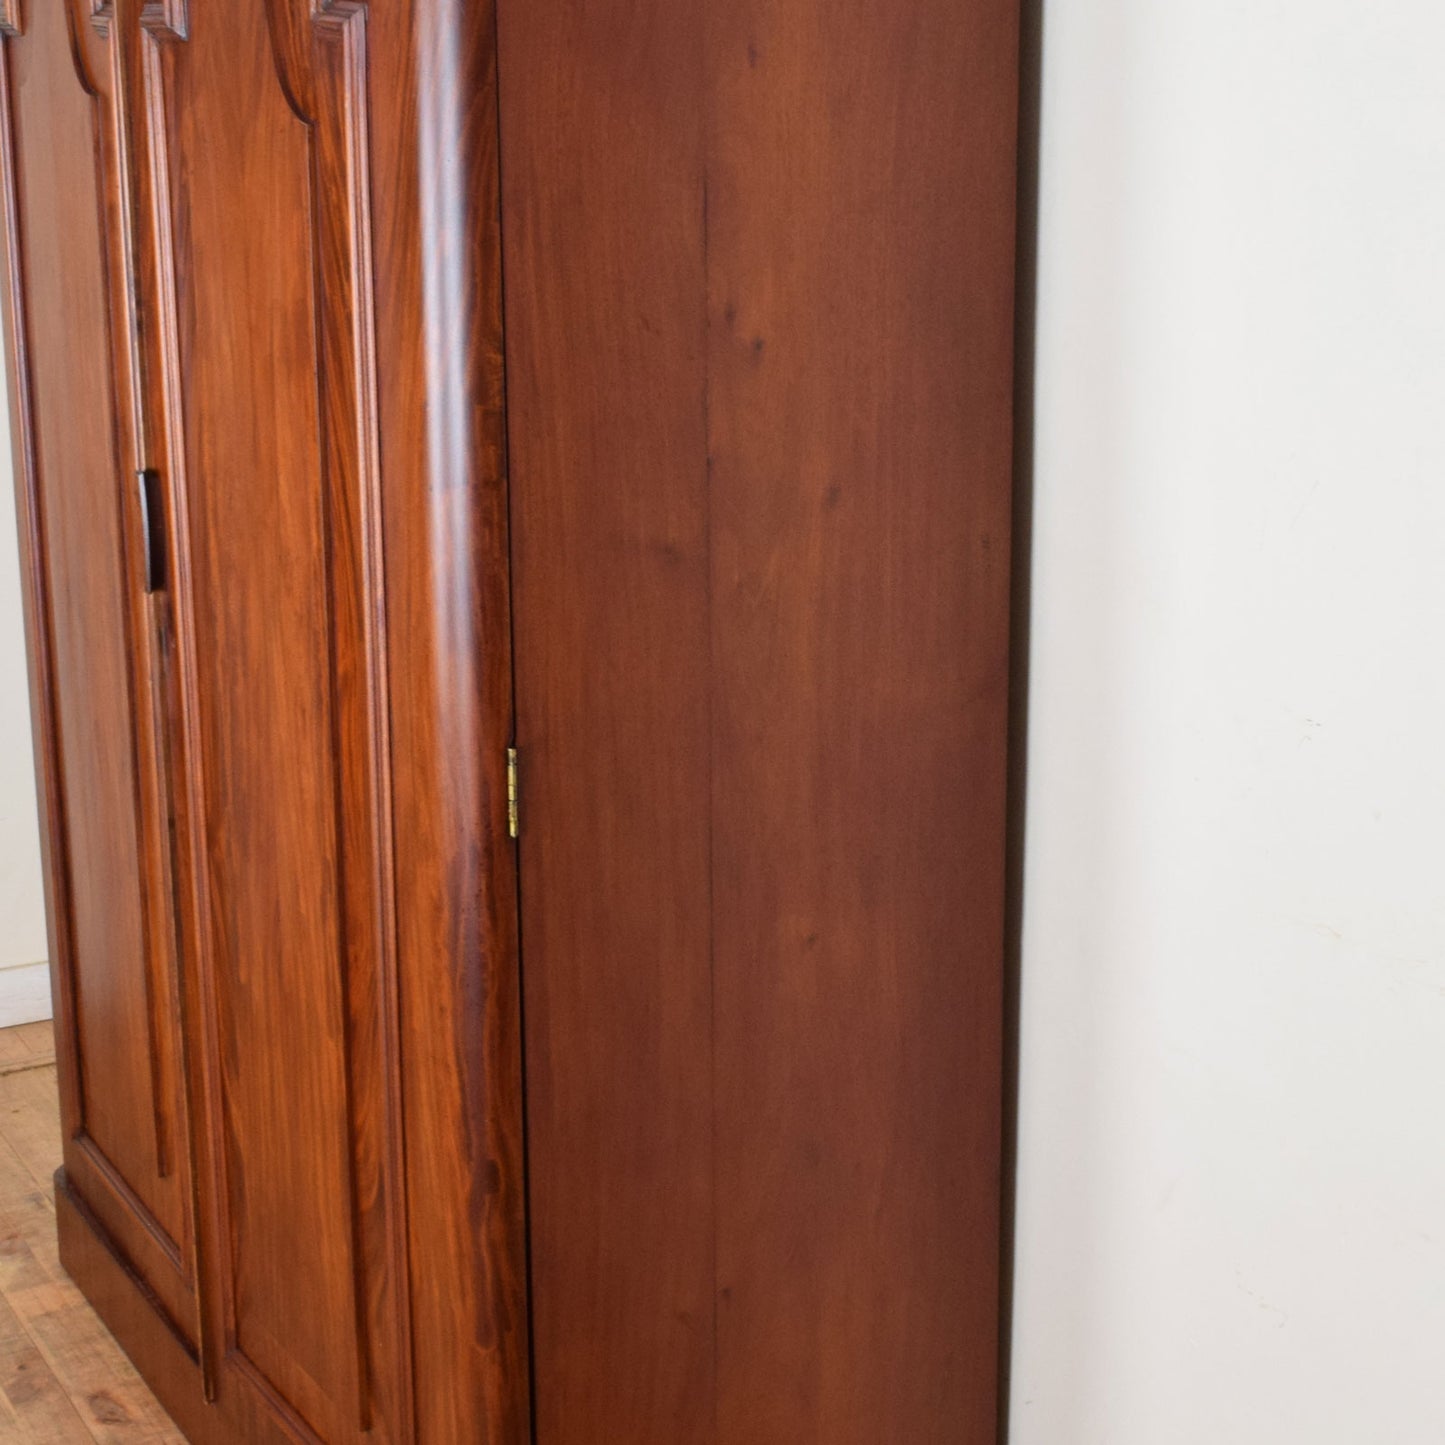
[3,0,177,1222]
[74,1134,185,1271]
[85,0,112,39]
[304,8,416,1435]
[259,0,310,123]
[138,0,186,42]
[60,0,101,95]
[141,1,411,1433]
[136,2,215,1399]
[0,24,197,1357]
[68,0,185,1198]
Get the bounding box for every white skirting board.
[0,961,51,1027]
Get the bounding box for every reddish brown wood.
[4,0,1020,1439]
[362,0,531,1437]
[496,1,717,1441]
[0,0,199,1352]
[2,2,529,1442]
[150,6,384,1433]
[55,1170,291,1445]
[500,1,1020,1441]
[137,1,528,1439]
[706,5,1019,1441]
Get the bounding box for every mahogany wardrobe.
[0,0,1022,1441]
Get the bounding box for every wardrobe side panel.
[502,1,1020,1441]
[707,1,1020,1440]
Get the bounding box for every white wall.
[0,326,50,1022]
[1012,4,1445,1441]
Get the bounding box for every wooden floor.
[0,1022,182,1442]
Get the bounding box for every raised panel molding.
[7,1,534,1439]
[0,0,196,1349]
[140,2,410,1439]
[138,0,185,42]
[67,0,192,1221]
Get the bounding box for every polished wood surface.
[0,0,198,1353]
[497,3,716,1440]
[706,5,1018,1440]
[363,2,529,1436]
[146,3,410,1434]
[2,2,528,1442]
[500,1,1020,1440]
[4,0,1020,1439]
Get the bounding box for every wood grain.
[497,2,717,1440]
[6,1,531,1441]
[707,4,1019,1440]
[0,0,199,1354]
[155,12,365,1433]
[7,0,157,1220]
[0,1288,96,1445]
[0,1023,55,1074]
[363,0,531,1437]
[141,1,417,1437]
[4,0,1022,1439]
[500,1,1020,1440]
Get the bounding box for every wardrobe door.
[141,3,410,1438]
[0,0,198,1345]
[500,1,1020,1441]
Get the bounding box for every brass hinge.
[506,747,519,840]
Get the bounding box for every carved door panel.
[0,0,199,1347]
[141,1,410,1438]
